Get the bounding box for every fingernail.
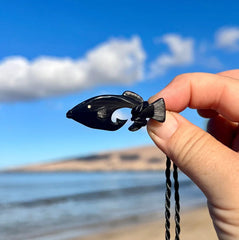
[148,111,179,141]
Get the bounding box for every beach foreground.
[76,207,217,240]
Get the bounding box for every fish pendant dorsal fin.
[122,91,143,103]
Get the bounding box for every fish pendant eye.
[87,104,92,109]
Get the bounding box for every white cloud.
[149,34,194,77]
[215,27,239,50]
[0,36,145,102]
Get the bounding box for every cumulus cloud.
[0,36,145,102]
[215,27,239,50]
[149,34,194,77]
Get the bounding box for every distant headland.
[5,145,166,172]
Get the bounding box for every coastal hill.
[8,145,167,172]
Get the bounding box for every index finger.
[149,72,239,121]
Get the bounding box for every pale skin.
[147,70,239,240]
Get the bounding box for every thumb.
[147,111,239,206]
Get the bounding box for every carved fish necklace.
[67,91,180,240]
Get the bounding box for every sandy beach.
[76,207,218,240]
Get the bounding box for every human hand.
[147,70,239,240]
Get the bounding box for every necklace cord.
[165,156,180,240]
[165,156,172,240]
[173,163,180,240]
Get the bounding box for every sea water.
[0,172,206,240]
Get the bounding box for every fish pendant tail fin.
[151,98,165,122]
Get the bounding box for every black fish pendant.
[66,91,165,131]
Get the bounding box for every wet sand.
[75,207,218,240]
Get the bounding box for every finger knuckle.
[172,73,193,83]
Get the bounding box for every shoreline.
[30,206,218,240]
[73,206,218,240]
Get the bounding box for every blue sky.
[0,0,239,169]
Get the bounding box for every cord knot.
[129,101,154,131]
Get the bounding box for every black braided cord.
[173,163,180,240]
[165,156,180,240]
[165,156,171,240]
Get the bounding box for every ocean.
[0,172,206,240]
